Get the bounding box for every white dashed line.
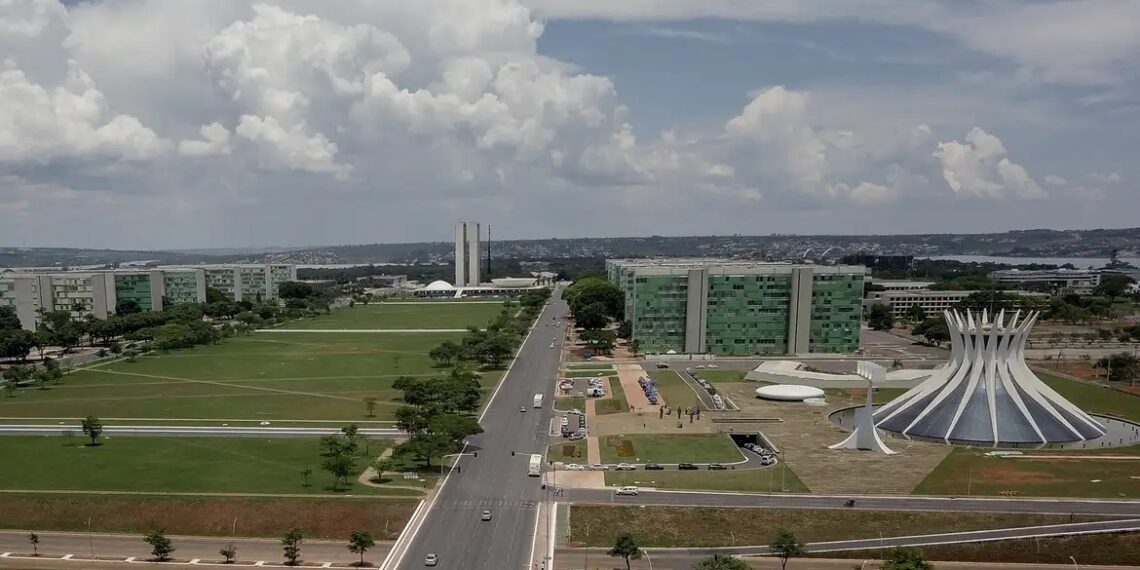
[62,554,74,560]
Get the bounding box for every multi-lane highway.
[391,291,567,569]
[0,425,404,438]
[565,489,1140,516]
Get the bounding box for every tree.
[115,299,143,315]
[281,527,303,566]
[429,341,461,366]
[278,281,318,300]
[912,317,950,346]
[692,554,749,570]
[28,532,39,556]
[301,467,312,488]
[205,287,230,304]
[769,529,805,570]
[347,531,375,567]
[0,329,35,361]
[369,457,395,482]
[319,435,357,490]
[607,533,642,570]
[220,543,237,564]
[616,320,632,339]
[480,332,514,367]
[1095,353,1140,385]
[144,529,175,561]
[43,357,63,384]
[81,415,104,446]
[904,304,926,323]
[867,304,894,331]
[0,307,21,332]
[880,547,934,570]
[30,329,51,361]
[1095,274,1136,301]
[573,302,608,331]
[363,397,378,418]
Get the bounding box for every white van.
[533,393,543,408]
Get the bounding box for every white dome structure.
[756,384,826,401]
[874,309,1106,446]
[422,280,455,291]
[490,277,537,288]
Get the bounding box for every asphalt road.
[393,293,568,570]
[565,489,1140,516]
[0,531,387,565]
[0,425,404,438]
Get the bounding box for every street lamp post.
[642,549,653,570]
[1071,555,1079,570]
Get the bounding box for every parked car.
[678,463,698,470]
[655,362,669,368]
[481,510,492,521]
[561,416,569,425]
[707,364,718,369]
[589,463,605,471]
[569,432,585,441]
[708,463,727,470]
[615,463,636,471]
[644,463,663,471]
[565,463,584,471]
[615,486,640,496]
[760,456,778,466]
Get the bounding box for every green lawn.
[1039,371,1140,422]
[914,446,1140,498]
[0,332,505,422]
[0,436,420,496]
[595,377,627,415]
[599,434,744,464]
[647,371,706,410]
[567,363,615,371]
[563,370,613,378]
[283,302,507,330]
[555,396,586,412]
[604,464,809,493]
[549,441,587,461]
[693,370,747,383]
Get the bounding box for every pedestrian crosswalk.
[439,498,540,509]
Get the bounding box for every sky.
[1,0,1138,249]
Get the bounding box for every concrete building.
[0,264,295,330]
[454,221,481,288]
[991,269,1101,295]
[869,279,935,293]
[607,259,866,356]
[868,289,1049,321]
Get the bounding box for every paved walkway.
[616,363,658,409]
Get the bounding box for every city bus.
[528,453,542,476]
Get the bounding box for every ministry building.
[607,259,865,356]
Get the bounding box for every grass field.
[827,531,1140,566]
[0,332,504,422]
[0,436,422,496]
[567,363,615,370]
[646,371,706,410]
[694,370,746,383]
[594,378,627,415]
[0,494,418,539]
[604,466,809,493]
[554,396,585,412]
[598,434,744,464]
[562,370,613,378]
[549,441,587,461]
[567,506,1098,548]
[1039,371,1140,422]
[282,302,506,330]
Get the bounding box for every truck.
[533,393,543,408]
[527,453,542,476]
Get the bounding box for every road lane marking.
[125,557,135,562]
[321,562,332,567]
[62,554,73,560]
[1,553,10,557]
[254,561,265,566]
[190,559,200,564]
[526,502,541,568]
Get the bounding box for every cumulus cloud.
[178,123,232,157]
[933,127,1045,199]
[1089,171,1123,183]
[0,59,168,163]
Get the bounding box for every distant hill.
[4,227,1139,268]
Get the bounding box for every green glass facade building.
[607,259,865,356]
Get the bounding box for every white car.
[615,486,640,496]
[424,554,438,566]
[565,463,584,471]
[589,463,605,471]
[760,456,778,466]
[615,463,636,471]
[561,416,569,425]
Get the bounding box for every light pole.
[1070,555,1079,569]
[642,549,653,570]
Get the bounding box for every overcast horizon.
[2,0,1138,250]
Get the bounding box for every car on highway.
[678,463,698,470]
[549,343,555,349]
[615,463,636,471]
[708,463,727,470]
[481,510,492,521]
[565,463,584,471]
[615,486,640,496]
[425,553,438,566]
[520,406,526,413]
[644,463,663,470]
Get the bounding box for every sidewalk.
[616,363,658,410]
